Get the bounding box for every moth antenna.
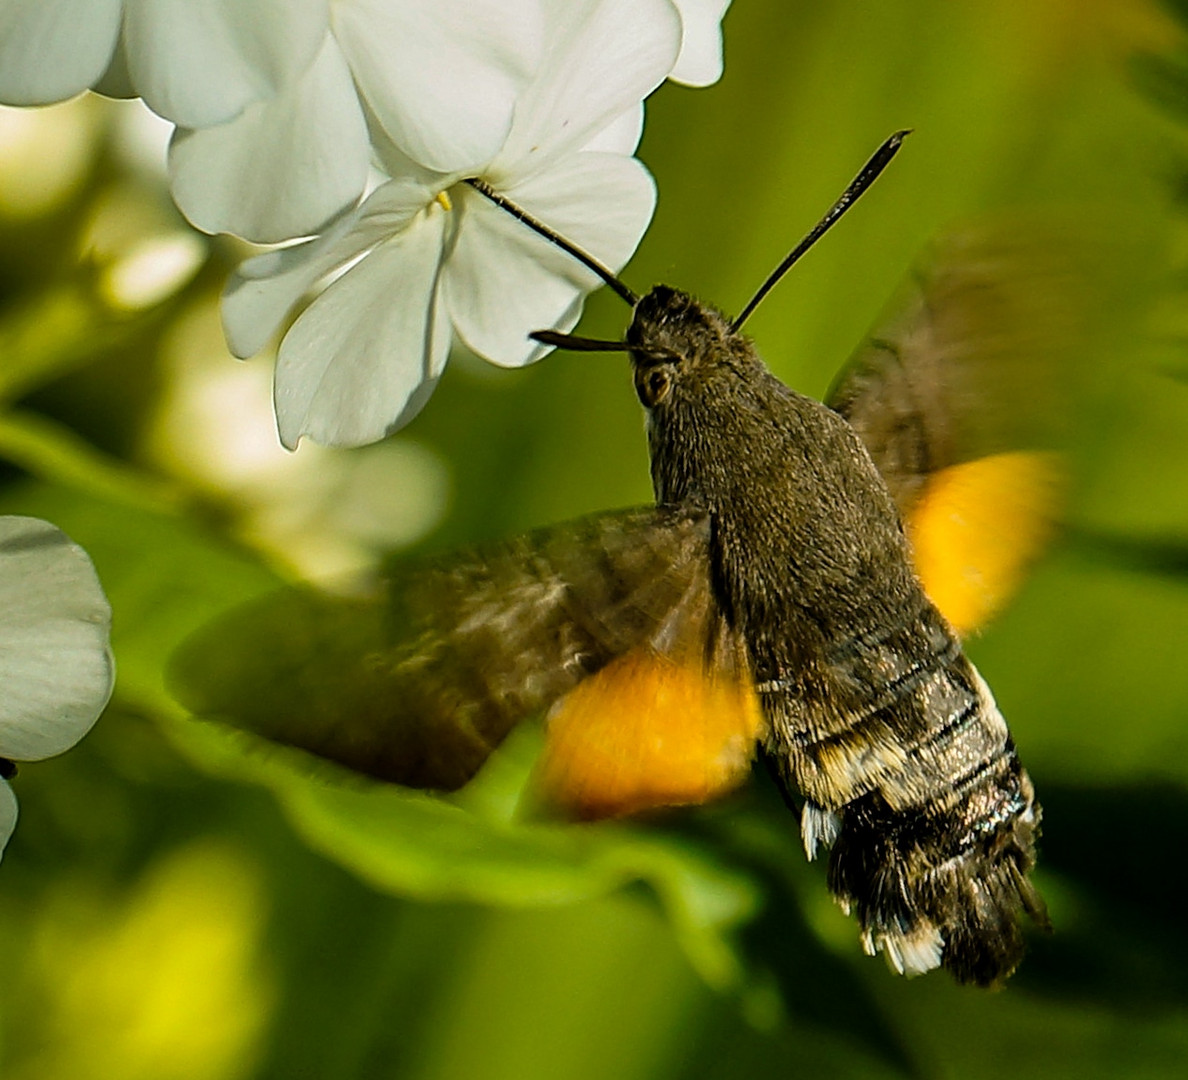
[530,330,631,352]
[465,178,639,306]
[731,130,911,332]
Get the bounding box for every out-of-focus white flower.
[223,0,682,450]
[99,231,207,310]
[0,99,99,218]
[0,517,114,862]
[0,0,327,128]
[143,303,450,580]
[670,0,731,87]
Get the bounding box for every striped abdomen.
[765,600,1046,986]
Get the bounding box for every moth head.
[521,131,910,412]
[528,284,742,412]
[527,132,911,414]
[626,285,739,410]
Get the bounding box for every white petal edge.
[274,208,451,449]
[444,153,655,365]
[582,104,645,156]
[0,517,113,761]
[333,0,539,175]
[93,32,136,99]
[493,0,680,182]
[123,0,327,129]
[221,177,434,359]
[170,34,370,244]
[0,780,16,863]
[0,0,121,105]
[670,0,730,87]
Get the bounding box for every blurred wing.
[171,506,722,792]
[905,450,1061,635]
[533,558,764,820]
[828,223,1082,633]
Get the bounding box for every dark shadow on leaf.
[1013,781,1188,1012]
[665,774,925,1079]
[1068,528,1188,579]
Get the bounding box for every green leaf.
[0,410,182,513]
[0,284,129,405]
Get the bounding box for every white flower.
[223,0,682,450]
[0,517,114,862]
[169,0,546,244]
[0,0,327,127]
[670,0,731,87]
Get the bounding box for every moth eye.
[639,366,673,408]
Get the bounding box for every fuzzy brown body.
[628,285,1044,985]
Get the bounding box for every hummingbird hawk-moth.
[175,133,1062,986]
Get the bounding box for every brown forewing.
[826,221,1084,516]
[171,506,713,790]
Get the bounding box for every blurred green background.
[3,1,1188,1077]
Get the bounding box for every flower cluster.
[0,517,114,861]
[0,0,730,448]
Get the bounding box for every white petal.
[445,153,655,365]
[170,35,370,243]
[0,0,121,105]
[93,32,136,99]
[494,152,657,281]
[366,115,457,191]
[221,177,433,359]
[274,210,451,449]
[670,0,730,87]
[494,0,680,181]
[333,0,540,174]
[0,781,15,863]
[582,104,645,156]
[123,0,327,128]
[0,517,113,762]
